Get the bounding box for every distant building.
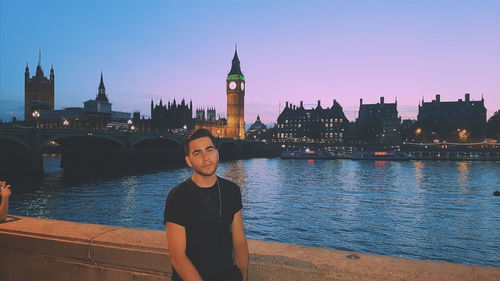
[356,97,401,145]
[36,72,130,129]
[195,107,216,122]
[416,94,486,142]
[486,110,500,140]
[24,50,55,121]
[275,100,349,144]
[401,119,418,142]
[196,47,245,139]
[83,73,114,129]
[246,115,267,140]
[150,98,193,131]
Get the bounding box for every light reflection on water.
[8,155,500,267]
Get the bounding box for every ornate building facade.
[356,97,401,145]
[275,100,349,144]
[416,94,486,142]
[150,98,193,131]
[24,51,55,120]
[196,48,245,140]
[246,115,268,141]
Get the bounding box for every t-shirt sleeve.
[164,189,188,227]
[233,185,243,215]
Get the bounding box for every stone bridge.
[0,128,279,180]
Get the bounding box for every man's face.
[185,136,219,177]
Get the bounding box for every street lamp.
[63,119,69,127]
[32,110,40,128]
[458,129,468,142]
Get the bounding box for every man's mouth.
[202,163,214,169]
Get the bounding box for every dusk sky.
[1,0,499,124]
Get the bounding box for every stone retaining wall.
[0,216,498,281]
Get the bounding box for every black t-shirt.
[164,176,243,280]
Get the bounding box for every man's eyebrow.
[205,145,215,150]
[191,149,202,154]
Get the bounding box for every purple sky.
[1,0,499,124]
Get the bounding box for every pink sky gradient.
[1,1,499,124]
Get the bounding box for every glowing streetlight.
[458,129,468,142]
[32,111,40,128]
[63,120,69,127]
[127,119,133,125]
[415,128,422,135]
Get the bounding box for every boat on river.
[281,149,336,160]
[351,151,410,161]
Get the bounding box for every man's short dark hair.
[183,128,217,156]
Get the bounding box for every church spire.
[228,45,243,76]
[96,71,109,102]
[35,48,44,77]
[99,71,105,89]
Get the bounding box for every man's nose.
[202,151,210,160]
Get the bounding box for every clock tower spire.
[226,45,245,139]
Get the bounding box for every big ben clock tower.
[226,47,245,139]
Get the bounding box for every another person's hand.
[0,181,12,198]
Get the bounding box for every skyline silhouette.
[1,0,499,123]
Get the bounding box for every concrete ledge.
[0,216,498,281]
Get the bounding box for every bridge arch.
[132,137,184,167]
[131,136,181,148]
[39,134,127,151]
[0,135,30,151]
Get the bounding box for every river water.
[8,155,500,267]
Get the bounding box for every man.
[164,129,249,281]
[0,181,12,222]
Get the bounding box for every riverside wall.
[0,216,498,281]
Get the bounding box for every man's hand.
[0,181,11,198]
[0,180,12,221]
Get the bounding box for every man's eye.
[207,148,214,152]
[193,152,200,156]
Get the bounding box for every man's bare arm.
[232,210,249,281]
[0,181,11,222]
[166,222,204,281]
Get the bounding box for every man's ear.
[185,155,193,168]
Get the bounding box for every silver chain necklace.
[216,177,222,217]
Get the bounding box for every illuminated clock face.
[240,82,245,90]
[229,81,237,90]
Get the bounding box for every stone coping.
[1,216,499,281]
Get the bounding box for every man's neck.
[191,173,217,188]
